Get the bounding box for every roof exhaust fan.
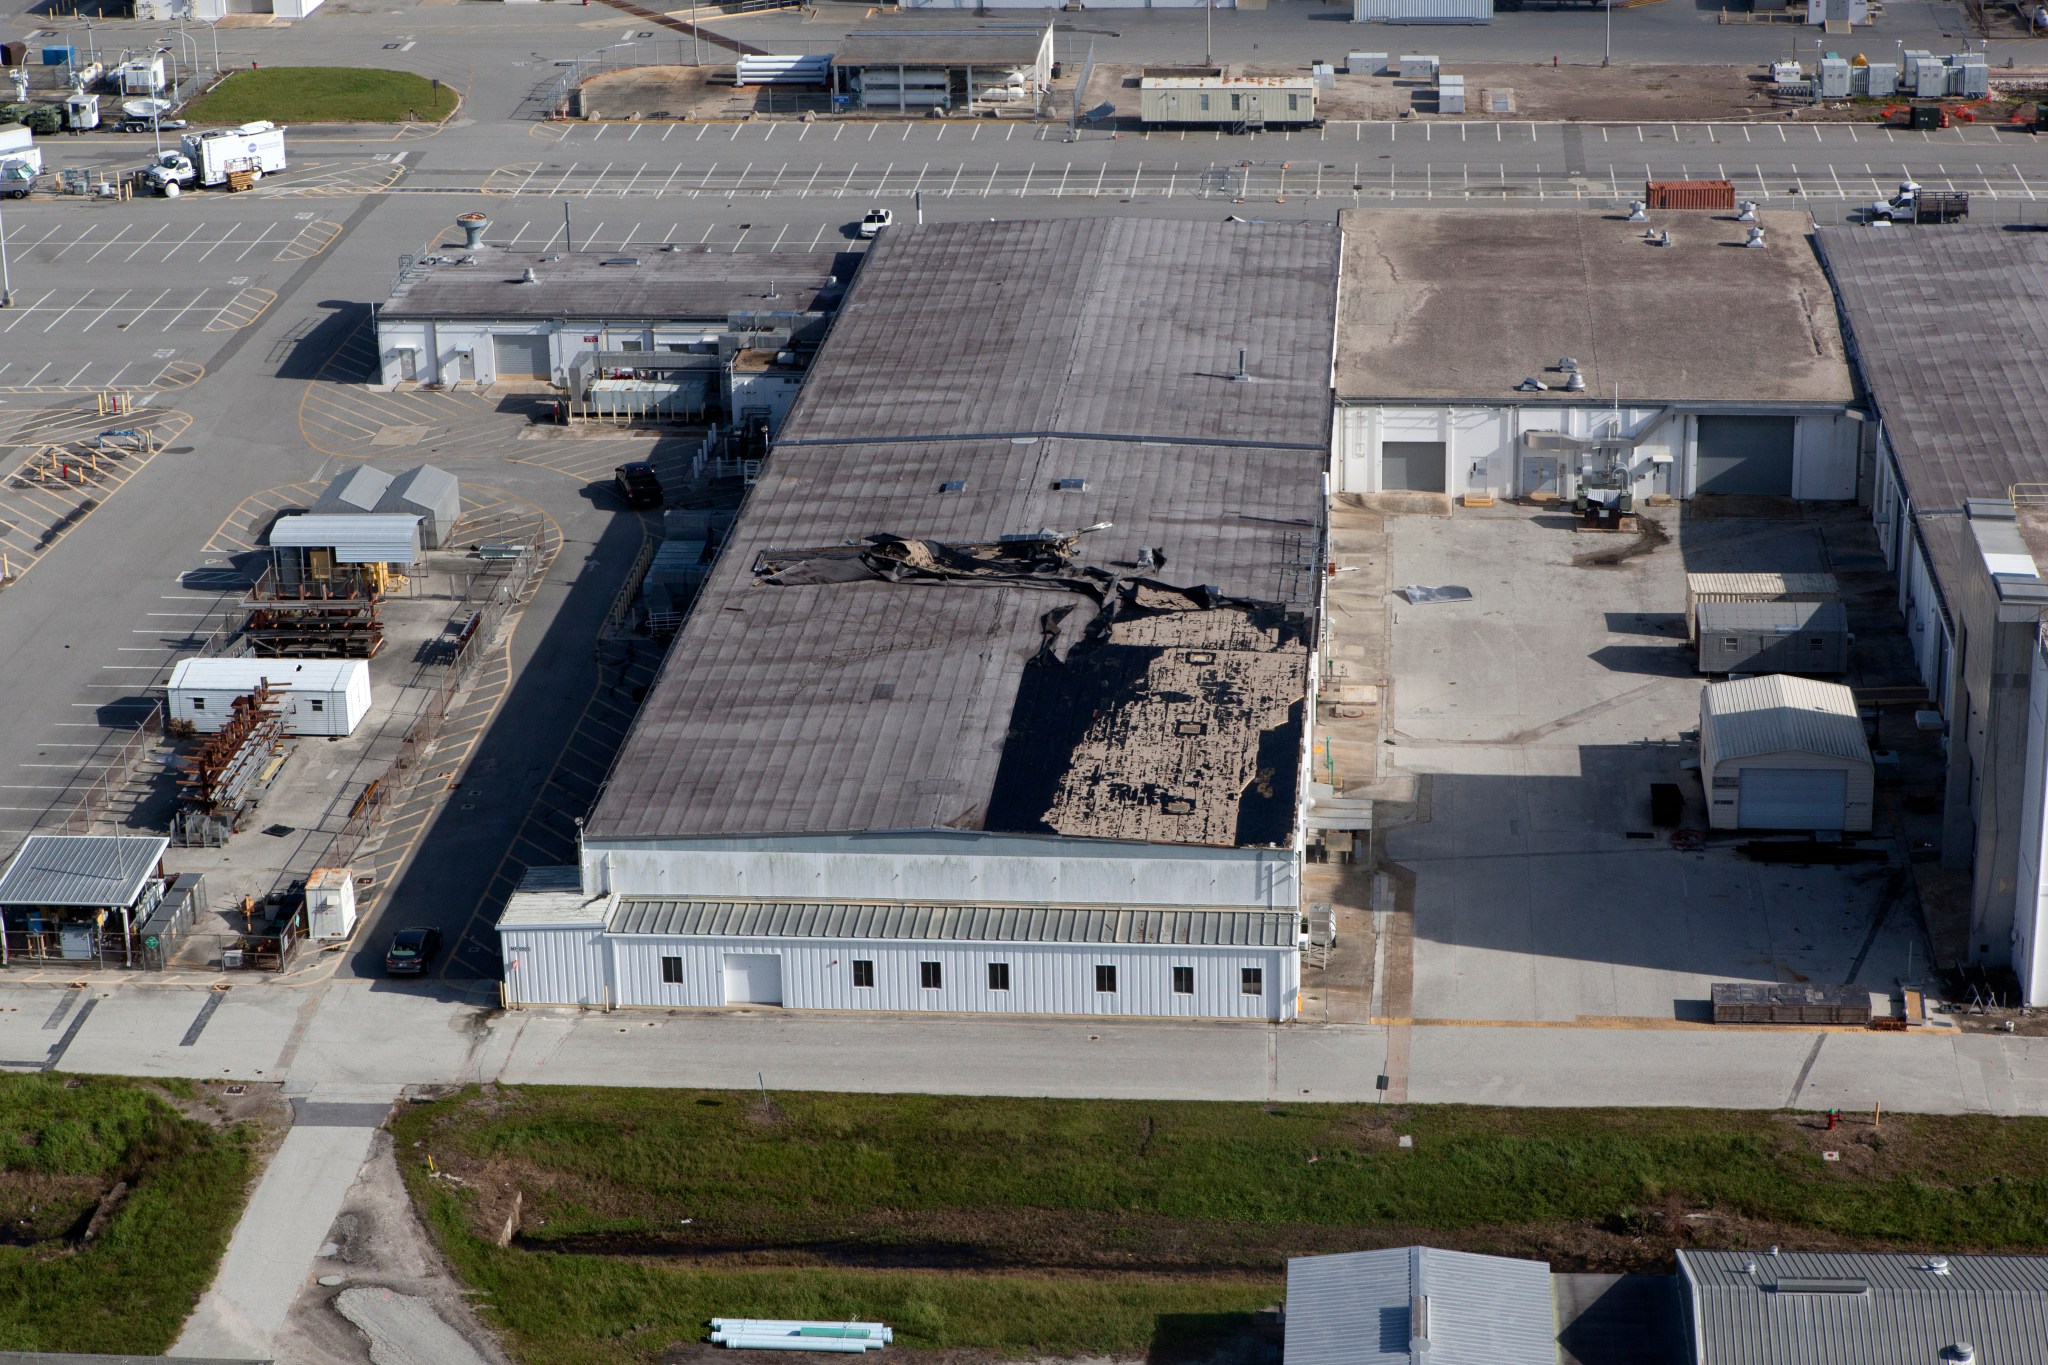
[1744,225,1767,248]
[1626,200,1648,222]
[520,266,538,284]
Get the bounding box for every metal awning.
[0,835,169,908]
[269,513,422,566]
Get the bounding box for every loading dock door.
[1380,440,1447,493]
[722,953,783,1005]
[491,333,552,380]
[1738,768,1847,830]
[1696,416,1795,496]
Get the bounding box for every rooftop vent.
[1563,370,1587,392]
[1161,797,1197,815]
[1774,1279,1870,1296]
[1927,1257,1951,1275]
[1948,1345,1976,1365]
[1052,477,1086,492]
[599,256,639,267]
[1744,225,1767,248]
[1556,356,1581,372]
[1737,200,1759,222]
[519,266,537,284]
[939,479,965,493]
[1626,200,1648,222]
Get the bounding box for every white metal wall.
[500,927,609,1006]
[599,934,1299,1019]
[1331,403,1854,502]
[2013,636,2048,1006]
[585,837,1300,910]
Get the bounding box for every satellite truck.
[141,120,287,196]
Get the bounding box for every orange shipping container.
[1645,179,1737,211]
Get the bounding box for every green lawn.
[393,1087,2048,1365]
[0,1075,260,1354]
[183,67,458,125]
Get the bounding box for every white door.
[1738,768,1847,830]
[722,953,783,1005]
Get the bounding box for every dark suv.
[614,462,664,509]
[383,927,442,976]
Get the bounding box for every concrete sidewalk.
[171,1084,400,1362]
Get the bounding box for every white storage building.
[499,218,1340,1022]
[1698,675,1874,833]
[501,886,1301,1019]
[1332,209,1860,502]
[1353,0,1491,24]
[167,658,373,738]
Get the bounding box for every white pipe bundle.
[710,1320,893,1352]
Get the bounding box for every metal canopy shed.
[1698,674,1873,832]
[1283,1247,1557,1365]
[831,19,1054,114]
[269,513,422,567]
[374,465,459,550]
[0,834,171,968]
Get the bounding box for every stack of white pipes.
[711,1320,894,1352]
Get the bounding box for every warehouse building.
[830,19,1053,114]
[1698,675,1874,833]
[1818,227,2048,1003]
[1332,209,1860,501]
[1284,1248,1557,1365]
[375,247,855,390]
[500,218,1339,1018]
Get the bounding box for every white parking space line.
[2,291,55,332]
[192,226,243,263]
[41,291,95,334]
[79,291,133,333]
[161,291,214,332]
[81,225,134,262]
[121,223,170,261]
[233,224,277,261]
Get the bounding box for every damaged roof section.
[584,220,1338,847]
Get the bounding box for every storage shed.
[311,465,392,515]
[375,465,460,550]
[0,834,169,967]
[1284,1248,1557,1365]
[1683,571,1840,642]
[831,19,1054,114]
[1694,599,1850,676]
[1699,675,1873,832]
[167,657,373,737]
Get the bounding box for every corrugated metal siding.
[1699,675,1869,762]
[602,936,1297,1019]
[0,835,168,908]
[1681,1249,2048,1365]
[609,899,1299,947]
[268,513,422,566]
[1353,0,1491,22]
[501,928,609,1006]
[1284,1248,1556,1365]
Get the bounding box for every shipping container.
[1711,982,1872,1025]
[1353,0,1490,24]
[1646,178,1737,211]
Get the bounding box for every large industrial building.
[1331,209,1861,503]
[1819,227,2048,1004]
[499,218,1340,1018]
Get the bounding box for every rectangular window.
[1723,638,1740,651]
[1241,967,1264,996]
[661,956,683,984]
[852,959,875,988]
[1199,93,1210,112]
[1095,964,1117,993]
[1288,94,1299,111]
[920,961,942,990]
[1811,637,1826,649]
[988,962,1011,991]
[191,697,206,711]
[620,339,644,352]
[309,698,325,712]
[1230,93,1242,112]
[1172,966,1195,995]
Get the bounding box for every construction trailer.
[1683,572,1840,642]
[1139,69,1319,129]
[1694,599,1850,676]
[167,657,372,737]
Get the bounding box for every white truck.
[142,121,287,196]
[0,122,41,200]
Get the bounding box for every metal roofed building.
[0,835,171,967]
[1678,1249,2048,1364]
[1332,208,1860,502]
[1284,1247,1558,1365]
[1697,675,1873,833]
[375,248,857,388]
[513,219,1337,1019]
[830,19,1054,113]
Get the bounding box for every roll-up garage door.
[491,333,552,379]
[1696,416,1795,496]
[1380,441,1447,492]
[1738,768,1847,830]
[722,953,783,1005]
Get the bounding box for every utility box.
[1437,74,1464,113]
[1914,60,1947,98]
[1857,61,1895,98]
[305,867,359,941]
[1818,55,1850,98]
[1955,53,1989,98]
[1398,54,1439,79]
[1348,52,1388,74]
[168,658,374,737]
[1695,599,1850,676]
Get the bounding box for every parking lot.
[1381,505,1928,1026]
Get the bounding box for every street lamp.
[0,190,14,309]
[1603,0,1611,68]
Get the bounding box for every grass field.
[183,67,458,124]
[0,1075,262,1354]
[394,1086,2048,1365]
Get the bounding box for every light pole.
[1603,0,1611,68]
[0,190,14,309]
[1205,0,1213,67]
[692,0,701,66]
[206,21,220,77]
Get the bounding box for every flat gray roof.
[833,18,1050,69]
[1680,1249,2048,1365]
[1336,208,1855,405]
[1818,226,2048,622]
[0,835,168,909]
[1284,1247,1557,1365]
[1694,599,1848,631]
[587,218,1338,847]
[610,900,1299,946]
[381,249,857,323]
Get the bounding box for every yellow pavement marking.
[205,286,278,332]
[1370,1015,1917,1035]
[274,219,344,262]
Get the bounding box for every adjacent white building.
[1332,209,1861,503]
[1698,676,1874,833]
[167,658,372,738]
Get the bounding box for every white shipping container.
[1356,0,1490,24]
[167,657,373,737]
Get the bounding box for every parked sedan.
[383,927,442,976]
[857,207,893,239]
